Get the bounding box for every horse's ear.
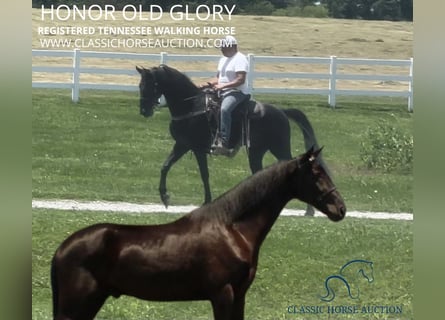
[311,146,324,162]
[299,145,323,165]
[136,66,145,74]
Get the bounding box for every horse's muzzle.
[328,205,346,222]
[140,107,153,118]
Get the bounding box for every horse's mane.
[153,64,207,115]
[157,65,200,94]
[189,159,297,224]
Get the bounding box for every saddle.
[203,88,266,150]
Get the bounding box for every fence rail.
[32,49,413,111]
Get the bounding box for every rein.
[171,91,211,121]
[171,110,207,121]
[183,93,202,101]
[145,68,216,122]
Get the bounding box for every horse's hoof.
[161,193,170,208]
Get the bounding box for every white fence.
[32,49,413,111]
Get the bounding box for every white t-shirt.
[217,51,249,94]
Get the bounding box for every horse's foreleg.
[160,143,189,207]
[230,266,256,320]
[230,294,246,320]
[54,271,108,320]
[211,284,234,320]
[194,151,211,204]
[56,293,108,320]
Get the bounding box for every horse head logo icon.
[320,259,374,302]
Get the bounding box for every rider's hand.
[199,82,213,89]
[213,83,226,91]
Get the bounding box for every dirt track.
[32,199,413,221]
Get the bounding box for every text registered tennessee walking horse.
[136,65,325,216]
[51,147,346,320]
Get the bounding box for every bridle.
[140,68,162,113]
[297,153,336,204]
[316,186,337,203]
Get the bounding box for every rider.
[205,35,249,154]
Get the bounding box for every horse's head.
[293,147,346,221]
[136,66,163,118]
[359,261,374,283]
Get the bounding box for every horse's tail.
[50,255,59,319]
[282,109,319,150]
[283,108,330,174]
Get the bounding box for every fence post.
[159,52,168,105]
[247,54,255,97]
[408,57,413,112]
[160,52,168,65]
[328,55,337,108]
[72,48,81,103]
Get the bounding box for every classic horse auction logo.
[320,259,374,302]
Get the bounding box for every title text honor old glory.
[40,4,237,22]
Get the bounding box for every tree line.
[32,0,413,21]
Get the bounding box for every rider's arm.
[214,71,246,91]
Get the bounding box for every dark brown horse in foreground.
[51,147,346,320]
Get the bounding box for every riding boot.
[211,137,237,157]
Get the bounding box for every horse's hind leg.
[304,204,315,216]
[247,147,267,174]
[194,150,212,204]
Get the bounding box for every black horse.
[136,65,325,215]
[51,147,346,320]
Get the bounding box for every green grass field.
[32,209,413,320]
[32,88,413,319]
